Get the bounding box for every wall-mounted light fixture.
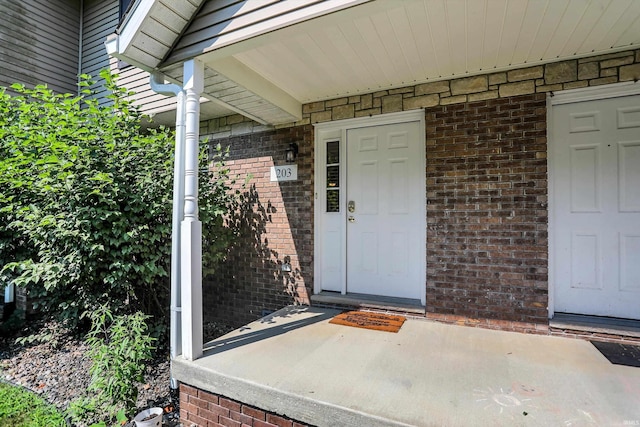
[285,142,299,163]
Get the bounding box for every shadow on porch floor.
[173,306,640,427]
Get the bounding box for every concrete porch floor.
[172,306,640,427]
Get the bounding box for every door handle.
[348,200,355,213]
[348,216,355,223]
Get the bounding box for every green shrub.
[0,382,66,427]
[0,70,234,330]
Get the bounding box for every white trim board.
[313,110,427,305]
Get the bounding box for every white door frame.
[547,81,640,319]
[313,110,427,305]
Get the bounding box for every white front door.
[345,121,423,300]
[552,93,640,319]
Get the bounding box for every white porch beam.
[208,57,302,121]
[180,59,204,361]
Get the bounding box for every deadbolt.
[348,200,355,213]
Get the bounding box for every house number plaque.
[270,165,298,182]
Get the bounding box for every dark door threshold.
[311,291,425,315]
[550,313,640,339]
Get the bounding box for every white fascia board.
[210,56,302,120]
[118,0,156,57]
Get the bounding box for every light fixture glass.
[286,142,299,163]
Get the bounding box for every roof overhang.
[107,0,640,125]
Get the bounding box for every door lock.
[348,200,355,213]
[348,216,355,223]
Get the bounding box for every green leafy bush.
[0,70,234,329]
[67,306,155,425]
[0,382,66,427]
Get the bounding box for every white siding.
[0,0,80,94]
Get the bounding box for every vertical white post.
[181,59,204,361]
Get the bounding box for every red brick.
[230,410,253,425]
[219,415,242,427]
[208,403,231,418]
[266,414,293,427]
[219,397,242,412]
[242,405,266,421]
[198,390,220,404]
[254,420,278,427]
[181,384,199,397]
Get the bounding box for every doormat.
[591,341,640,368]
[329,311,406,333]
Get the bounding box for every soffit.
[214,0,640,104]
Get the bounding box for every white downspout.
[149,73,185,389]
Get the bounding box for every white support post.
[181,59,204,361]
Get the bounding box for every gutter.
[149,72,185,390]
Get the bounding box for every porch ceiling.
[219,0,640,104]
[114,0,640,125]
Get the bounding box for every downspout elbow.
[149,72,182,97]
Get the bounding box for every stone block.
[355,108,381,118]
[440,94,467,105]
[545,61,577,84]
[468,91,498,102]
[326,97,348,107]
[231,122,255,136]
[348,95,360,104]
[389,86,414,95]
[578,62,599,80]
[535,84,563,93]
[620,63,640,82]
[373,90,388,98]
[227,114,245,125]
[404,94,439,109]
[589,76,618,86]
[360,94,373,109]
[578,50,633,63]
[499,81,535,97]
[332,104,355,120]
[382,94,403,113]
[415,80,450,95]
[508,66,543,82]
[600,67,617,77]
[451,75,488,95]
[563,81,589,90]
[488,73,507,85]
[310,110,332,123]
[600,56,634,69]
[303,101,325,114]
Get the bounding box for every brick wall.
[180,384,312,427]
[425,94,548,324]
[203,125,314,327]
